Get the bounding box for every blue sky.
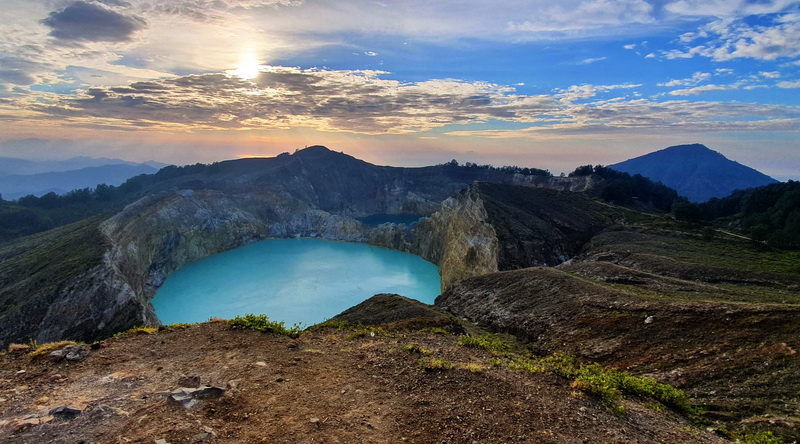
[0,0,799,179]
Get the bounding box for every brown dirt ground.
[0,322,728,444]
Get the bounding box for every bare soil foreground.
[0,322,728,444]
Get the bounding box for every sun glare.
[228,58,263,80]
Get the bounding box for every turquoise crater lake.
[151,238,441,327]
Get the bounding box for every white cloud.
[667,84,737,96]
[778,80,800,88]
[623,43,636,50]
[579,57,608,64]
[664,0,797,18]
[507,0,655,33]
[667,13,800,62]
[658,72,711,87]
[760,71,781,78]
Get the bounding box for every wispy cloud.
[658,72,712,87]
[667,83,737,96]
[579,57,608,65]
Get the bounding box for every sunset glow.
[0,0,798,178]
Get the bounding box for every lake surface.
[151,238,441,327]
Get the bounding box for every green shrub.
[456,334,512,354]
[419,357,453,371]
[227,314,303,338]
[113,326,158,338]
[403,343,431,355]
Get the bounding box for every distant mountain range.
[608,144,778,203]
[0,156,167,200]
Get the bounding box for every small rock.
[15,370,26,375]
[50,345,91,362]
[155,439,169,444]
[49,406,81,420]
[644,316,654,324]
[36,396,49,404]
[49,374,65,382]
[310,417,321,425]
[177,375,202,388]
[254,361,268,367]
[192,386,225,399]
[169,386,225,409]
[193,432,212,442]
[287,342,299,349]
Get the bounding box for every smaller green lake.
[151,238,441,327]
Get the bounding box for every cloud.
[778,80,800,88]
[444,98,800,138]
[667,84,737,96]
[660,12,800,61]
[508,0,654,33]
[579,57,607,64]
[24,67,556,134]
[658,72,711,87]
[42,1,146,42]
[664,0,797,18]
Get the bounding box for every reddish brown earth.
[0,322,726,444]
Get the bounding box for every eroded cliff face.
[414,189,499,291]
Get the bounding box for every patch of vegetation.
[718,428,786,444]
[0,216,109,322]
[27,340,79,358]
[227,313,303,338]
[310,319,354,331]
[456,334,512,355]
[501,353,696,416]
[0,162,214,243]
[416,327,451,335]
[6,343,31,353]
[160,323,194,330]
[114,326,158,338]
[569,165,679,212]
[456,362,486,373]
[403,343,432,355]
[418,357,453,371]
[671,181,800,250]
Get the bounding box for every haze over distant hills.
[0,156,166,200]
[608,144,778,203]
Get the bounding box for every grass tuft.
[27,340,78,358]
[114,326,158,338]
[227,313,303,338]
[402,343,432,355]
[419,357,453,371]
[456,333,512,354]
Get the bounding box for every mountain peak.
[294,145,333,156]
[609,144,777,202]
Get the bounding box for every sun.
[227,57,263,80]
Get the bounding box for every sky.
[0,0,799,180]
